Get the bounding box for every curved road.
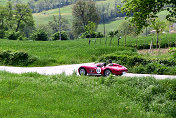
[0,63,176,79]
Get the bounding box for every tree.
[118,20,137,46]
[48,15,70,34]
[72,0,100,37]
[52,31,69,40]
[85,21,96,45]
[121,0,176,33]
[114,30,121,46]
[0,6,7,30]
[150,18,166,48]
[30,29,48,41]
[108,31,115,46]
[14,4,34,32]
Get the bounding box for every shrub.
[145,63,169,75]
[17,36,27,40]
[169,47,176,59]
[52,31,69,40]
[7,31,20,40]
[99,54,149,67]
[0,50,37,66]
[134,65,146,74]
[31,30,48,41]
[80,31,104,38]
[0,29,5,38]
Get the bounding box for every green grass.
[97,18,126,34]
[0,71,175,117]
[0,38,135,66]
[33,5,73,25]
[0,33,175,67]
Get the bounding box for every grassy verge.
[0,72,175,117]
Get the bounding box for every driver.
[107,59,113,66]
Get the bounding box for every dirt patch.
[138,48,170,55]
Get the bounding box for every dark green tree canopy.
[121,0,176,33]
[72,0,100,37]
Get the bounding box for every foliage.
[30,29,48,41]
[99,52,176,75]
[7,31,20,40]
[0,30,5,38]
[118,20,138,36]
[150,18,167,47]
[97,2,126,23]
[108,31,115,38]
[0,2,34,37]
[72,0,100,37]
[0,38,135,66]
[80,31,104,38]
[0,72,176,117]
[85,21,96,36]
[121,0,176,33]
[14,4,34,32]
[0,50,36,66]
[52,31,69,40]
[48,15,70,34]
[169,47,176,59]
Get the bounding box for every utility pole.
[59,2,62,40]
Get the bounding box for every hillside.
[1,0,171,34]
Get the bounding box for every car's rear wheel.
[79,67,87,76]
[104,69,111,76]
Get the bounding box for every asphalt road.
[0,63,176,79]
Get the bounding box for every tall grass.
[0,33,175,66]
[0,38,135,66]
[0,71,175,117]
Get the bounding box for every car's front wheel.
[104,69,111,76]
[79,67,87,76]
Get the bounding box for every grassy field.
[33,5,73,25]
[0,33,176,66]
[97,18,126,34]
[0,71,175,117]
[0,38,135,66]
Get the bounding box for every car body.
[78,63,128,76]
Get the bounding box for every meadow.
[0,71,175,117]
[0,38,135,66]
[0,33,176,67]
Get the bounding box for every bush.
[80,31,104,38]
[0,50,37,66]
[134,65,146,74]
[7,31,20,40]
[52,31,69,40]
[158,59,176,66]
[30,30,48,41]
[98,53,176,75]
[17,36,27,40]
[169,47,176,59]
[99,54,149,67]
[0,29,5,38]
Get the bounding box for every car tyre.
[104,69,112,76]
[79,67,87,76]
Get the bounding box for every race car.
[78,63,128,76]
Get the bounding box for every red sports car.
[78,63,128,76]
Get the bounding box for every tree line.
[9,0,125,23]
[0,1,104,40]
